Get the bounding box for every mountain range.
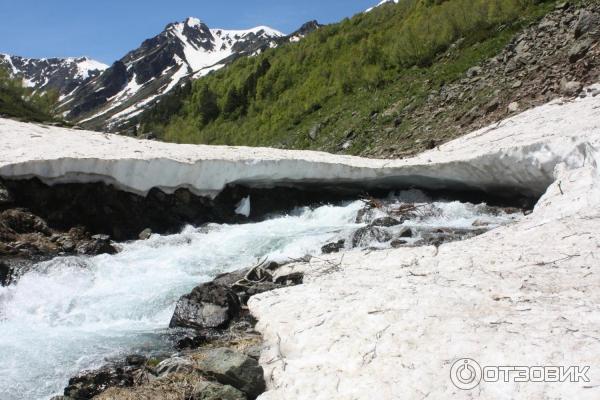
[0,55,108,96]
[1,16,322,131]
[0,1,402,131]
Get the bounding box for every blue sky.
[0,0,378,64]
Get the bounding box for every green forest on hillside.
[138,0,556,154]
[0,67,58,123]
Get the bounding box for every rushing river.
[0,193,520,400]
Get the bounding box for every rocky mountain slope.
[57,18,320,132]
[362,0,600,158]
[133,1,599,159]
[0,54,107,96]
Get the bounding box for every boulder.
[308,123,321,141]
[193,380,247,400]
[568,38,594,63]
[507,102,520,113]
[138,228,153,240]
[194,348,265,399]
[170,282,241,330]
[371,217,402,227]
[398,227,414,238]
[485,97,501,114]
[560,79,583,96]
[0,209,50,235]
[351,226,392,248]
[466,66,483,78]
[321,240,345,254]
[75,235,117,255]
[574,10,599,38]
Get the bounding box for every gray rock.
[391,239,408,248]
[341,140,353,150]
[155,357,195,376]
[195,348,265,399]
[169,282,241,330]
[485,97,501,114]
[192,381,247,400]
[466,66,483,78]
[371,217,402,227]
[321,239,345,254]
[398,227,414,238]
[514,41,529,56]
[138,228,152,240]
[308,123,321,141]
[351,226,392,248]
[507,102,520,112]
[560,79,583,96]
[574,10,599,38]
[538,18,557,31]
[568,38,594,63]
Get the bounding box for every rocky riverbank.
[46,194,521,400]
[52,259,304,400]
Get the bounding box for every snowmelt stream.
[0,195,520,400]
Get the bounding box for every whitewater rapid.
[0,196,518,400]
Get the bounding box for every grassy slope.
[138,0,558,156]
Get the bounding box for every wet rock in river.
[321,239,345,254]
[170,282,242,330]
[0,261,13,286]
[274,272,304,286]
[351,225,392,247]
[371,217,402,227]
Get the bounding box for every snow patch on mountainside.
[366,0,399,13]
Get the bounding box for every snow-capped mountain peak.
[58,17,288,130]
[0,54,107,93]
[185,17,203,28]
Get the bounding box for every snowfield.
[248,91,600,399]
[1,86,599,199]
[0,83,599,399]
